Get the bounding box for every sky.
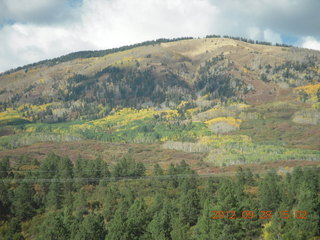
[1,0,320,73]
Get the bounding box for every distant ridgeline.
[0,37,193,76]
[205,34,292,47]
[0,35,292,76]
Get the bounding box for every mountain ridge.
[0,35,295,76]
[0,37,320,171]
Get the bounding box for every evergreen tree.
[259,169,281,211]
[0,181,10,220]
[103,186,122,221]
[76,213,106,240]
[57,156,74,191]
[147,193,165,217]
[113,157,145,178]
[11,182,36,221]
[135,162,146,177]
[153,163,163,176]
[166,163,178,188]
[39,212,70,240]
[193,200,215,240]
[0,218,24,240]
[178,189,200,225]
[105,201,129,240]
[46,179,63,210]
[0,158,10,178]
[283,183,319,240]
[170,215,190,240]
[146,200,173,240]
[236,167,246,186]
[74,190,88,218]
[176,160,193,174]
[126,199,148,239]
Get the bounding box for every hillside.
[0,36,320,171]
[1,36,320,240]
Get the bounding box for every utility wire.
[0,173,224,183]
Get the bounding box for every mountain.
[1,36,320,240]
[0,36,320,172]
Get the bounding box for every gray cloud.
[0,0,78,24]
[0,0,320,72]
[211,0,320,39]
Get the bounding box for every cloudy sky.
[0,0,320,72]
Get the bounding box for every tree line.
[0,153,319,239]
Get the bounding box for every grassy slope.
[0,38,320,173]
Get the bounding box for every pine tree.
[0,218,24,240]
[74,190,88,218]
[11,182,35,221]
[76,213,106,240]
[134,162,146,177]
[105,201,129,240]
[46,179,63,210]
[0,158,10,178]
[103,186,121,221]
[166,163,178,188]
[178,189,200,225]
[0,181,10,220]
[236,167,246,186]
[259,169,281,211]
[39,212,70,240]
[283,183,319,240]
[170,215,190,240]
[153,163,163,176]
[146,200,173,240]
[126,199,148,239]
[193,200,216,240]
[57,156,74,191]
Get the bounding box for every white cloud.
[302,36,320,51]
[0,23,94,72]
[0,0,219,72]
[263,29,282,44]
[247,27,262,40]
[1,0,320,72]
[79,0,218,48]
[0,0,71,23]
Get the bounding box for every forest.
[0,153,319,239]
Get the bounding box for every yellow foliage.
[0,108,26,121]
[199,135,252,146]
[309,66,320,73]
[162,110,179,120]
[205,117,242,128]
[232,103,251,109]
[294,83,320,96]
[91,108,156,127]
[262,222,273,240]
[113,57,143,66]
[160,136,170,142]
[312,102,320,109]
[37,78,46,84]
[25,126,36,133]
[294,83,320,102]
[17,103,54,114]
[186,107,200,116]
[198,94,210,100]
[177,101,189,109]
[86,108,180,129]
[242,67,250,73]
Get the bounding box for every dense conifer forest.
[0,154,319,239]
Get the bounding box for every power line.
[0,173,223,183]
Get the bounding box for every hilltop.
[0,36,320,173]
